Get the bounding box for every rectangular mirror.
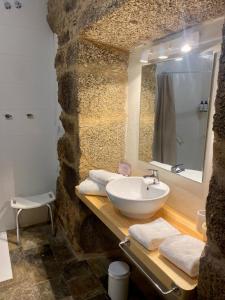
[138,23,219,183]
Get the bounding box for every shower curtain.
[153,73,177,165]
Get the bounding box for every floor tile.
[87,256,111,279]
[50,238,75,264]
[33,277,72,300]
[63,260,91,281]
[67,274,105,300]
[86,293,110,300]
[0,281,35,300]
[2,224,156,300]
[0,248,29,290]
[23,245,60,284]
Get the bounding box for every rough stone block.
[58,72,78,114]
[213,134,225,185]
[64,0,78,12]
[78,67,127,119]
[66,43,77,66]
[205,176,225,254]
[60,113,75,135]
[57,136,75,164]
[55,50,65,68]
[198,244,225,300]
[56,179,81,252]
[58,31,70,46]
[80,214,118,253]
[60,162,79,201]
[81,0,225,50]
[213,28,225,138]
[77,0,127,33]
[74,39,128,67]
[79,121,125,179]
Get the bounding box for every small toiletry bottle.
[199,101,204,112]
[204,100,208,112]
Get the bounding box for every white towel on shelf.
[159,235,205,277]
[128,218,180,251]
[89,169,124,186]
[78,178,107,196]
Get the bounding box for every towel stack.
[128,218,180,251]
[129,218,205,277]
[78,169,124,196]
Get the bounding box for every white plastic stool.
[11,191,55,245]
[108,261,130,300]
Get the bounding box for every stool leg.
[16,209,22,245]
[47,204,54,235]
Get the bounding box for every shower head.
[4,0,11,9]
[14,0,22,8]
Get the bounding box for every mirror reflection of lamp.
[181,43,192,53]
[140,50,151,64]
[158,55,168,60]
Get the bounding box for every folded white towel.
[89,169,124,186]
[128,218,180,250]
[78,178,106,196]
[159,235,205,277]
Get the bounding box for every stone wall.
[48,0,128,255]
[81,0,224,51]
[198,25,225,300]
[139,64,156,162]
[48,0,225,297]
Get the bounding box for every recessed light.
[140,50,150,64]
[140,59,148,63]
[158,55,168,60]
[175,57,183,61]
[181,44,192,53]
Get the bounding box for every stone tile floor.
[0,223,147,300]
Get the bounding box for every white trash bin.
[108,261,130,300]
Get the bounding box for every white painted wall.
[0,0,58,231]
[126,19,222,221]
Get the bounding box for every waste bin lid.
[108,261,130,278]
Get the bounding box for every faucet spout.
[143,169,159,184]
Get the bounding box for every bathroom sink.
[106,177,170,219]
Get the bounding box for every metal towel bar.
[119,238,179,296]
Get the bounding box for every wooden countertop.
[76,189,204,292]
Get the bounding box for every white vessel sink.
[106,177,170,219]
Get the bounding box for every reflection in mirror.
[139,46,216,182]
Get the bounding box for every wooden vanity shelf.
[76,189,204,299]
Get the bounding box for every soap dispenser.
[204,100,208,112]
[199,101,204,112]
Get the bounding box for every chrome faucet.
[171,164,185,174]
[143,169,159,185]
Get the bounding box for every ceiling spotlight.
[181,44,192,53]
[175,57,183,61]
[158,55,168,60]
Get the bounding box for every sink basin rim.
[106,176,170,202]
